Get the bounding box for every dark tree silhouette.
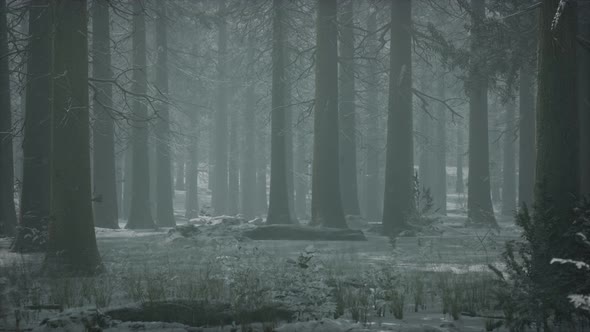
[535,0,578,218]
[154,1,175,227]
[13,0,52,252]
[212,0,229,216]
[338,0,360,217]
[455,123,465,194]
[363,5,380,221]
[0,0,16,236]
[91,0,119,229]
[433,80,447,214]
[240,38,257,219]
[267,0,296,225]
[501,102,516,215]
[466,0,496,226]
[518,58,536,208]
[126,0,155,229]
[382,0,414,235]
[310,0,347,228]
[45,0,102,275]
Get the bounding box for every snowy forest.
[0,0,589,331]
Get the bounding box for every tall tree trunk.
[185,114,199,220]
[256,127,268,214]
[382,0,414,235]
[535,0,578,220]
[13,14,27,197]
[240,40,257,219]
[175,151,185,190]
[285,60,296,221]
[212,0,228,216]
[13,0,52,252]
[294,127,308,220]
[228,114,239,215]
[467,0,496,226]
[126,0,155,229]
[115,150,123,217]
[578,6,590,196]
[364,7,380,221]
[434,80,447,214]
[338,0,360,217]
[207,113,214,192]
[311,0,346,228]
[502,102,516,215]
[267,0,296,225]
[518,62,536,208]
[45,0,103,275]
[490,111,502,204]
[530,3,578,322]
[418,112,433,193]
[123,143,132,218]
[91,0,118,229]
[456,124,465,194]
[154,2,175,227]
[0,0,16,236]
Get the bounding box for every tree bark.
[256,127,268,215]
[418,112,433,194]
[311,0,347,228]
[13,0,52,252]
[338,0,360,217]
[364,6,380,221]
[518,62,536,208]
[490,111,502,204]
[185,116,199,220]
[175,152,185,190]
[501,102,516,215]
[0,0,16,236]
[154,2,175,227]
[91,0,119,229]
[12,14,27,197]
[126,0,155,229]
[467,0,496,226]
[434,80,447,214]
[382,0,414,235]
[294,127,308,219]
[285,61,296,222]
[456,124,465,194]
[240,39,257,220]
[123,142,133,219]
[535,0,578,219]
[45,0,103,275]
[212,0,229,216]
[578,5,590,196]
[267,0,296,225]
[228,113,239,215]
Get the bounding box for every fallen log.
[105,300,294,327]
[242,224,367,241]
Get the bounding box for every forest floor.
[0,192,521,331]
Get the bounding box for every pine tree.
[91,0,119,229]
[267,0,296,225]
[0,0,16,236]
[311,0,347,228]
[382,0,414,235]
[466,0,496,226]
[13,0,52,252]
[126,0,155,229]
[154,1,175,227]
[45,0,103,275]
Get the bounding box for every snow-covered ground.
[0,192,519,331]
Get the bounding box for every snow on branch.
[551,0,569,31]
[550,258,590,270]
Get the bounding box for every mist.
[0,0,589,331]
